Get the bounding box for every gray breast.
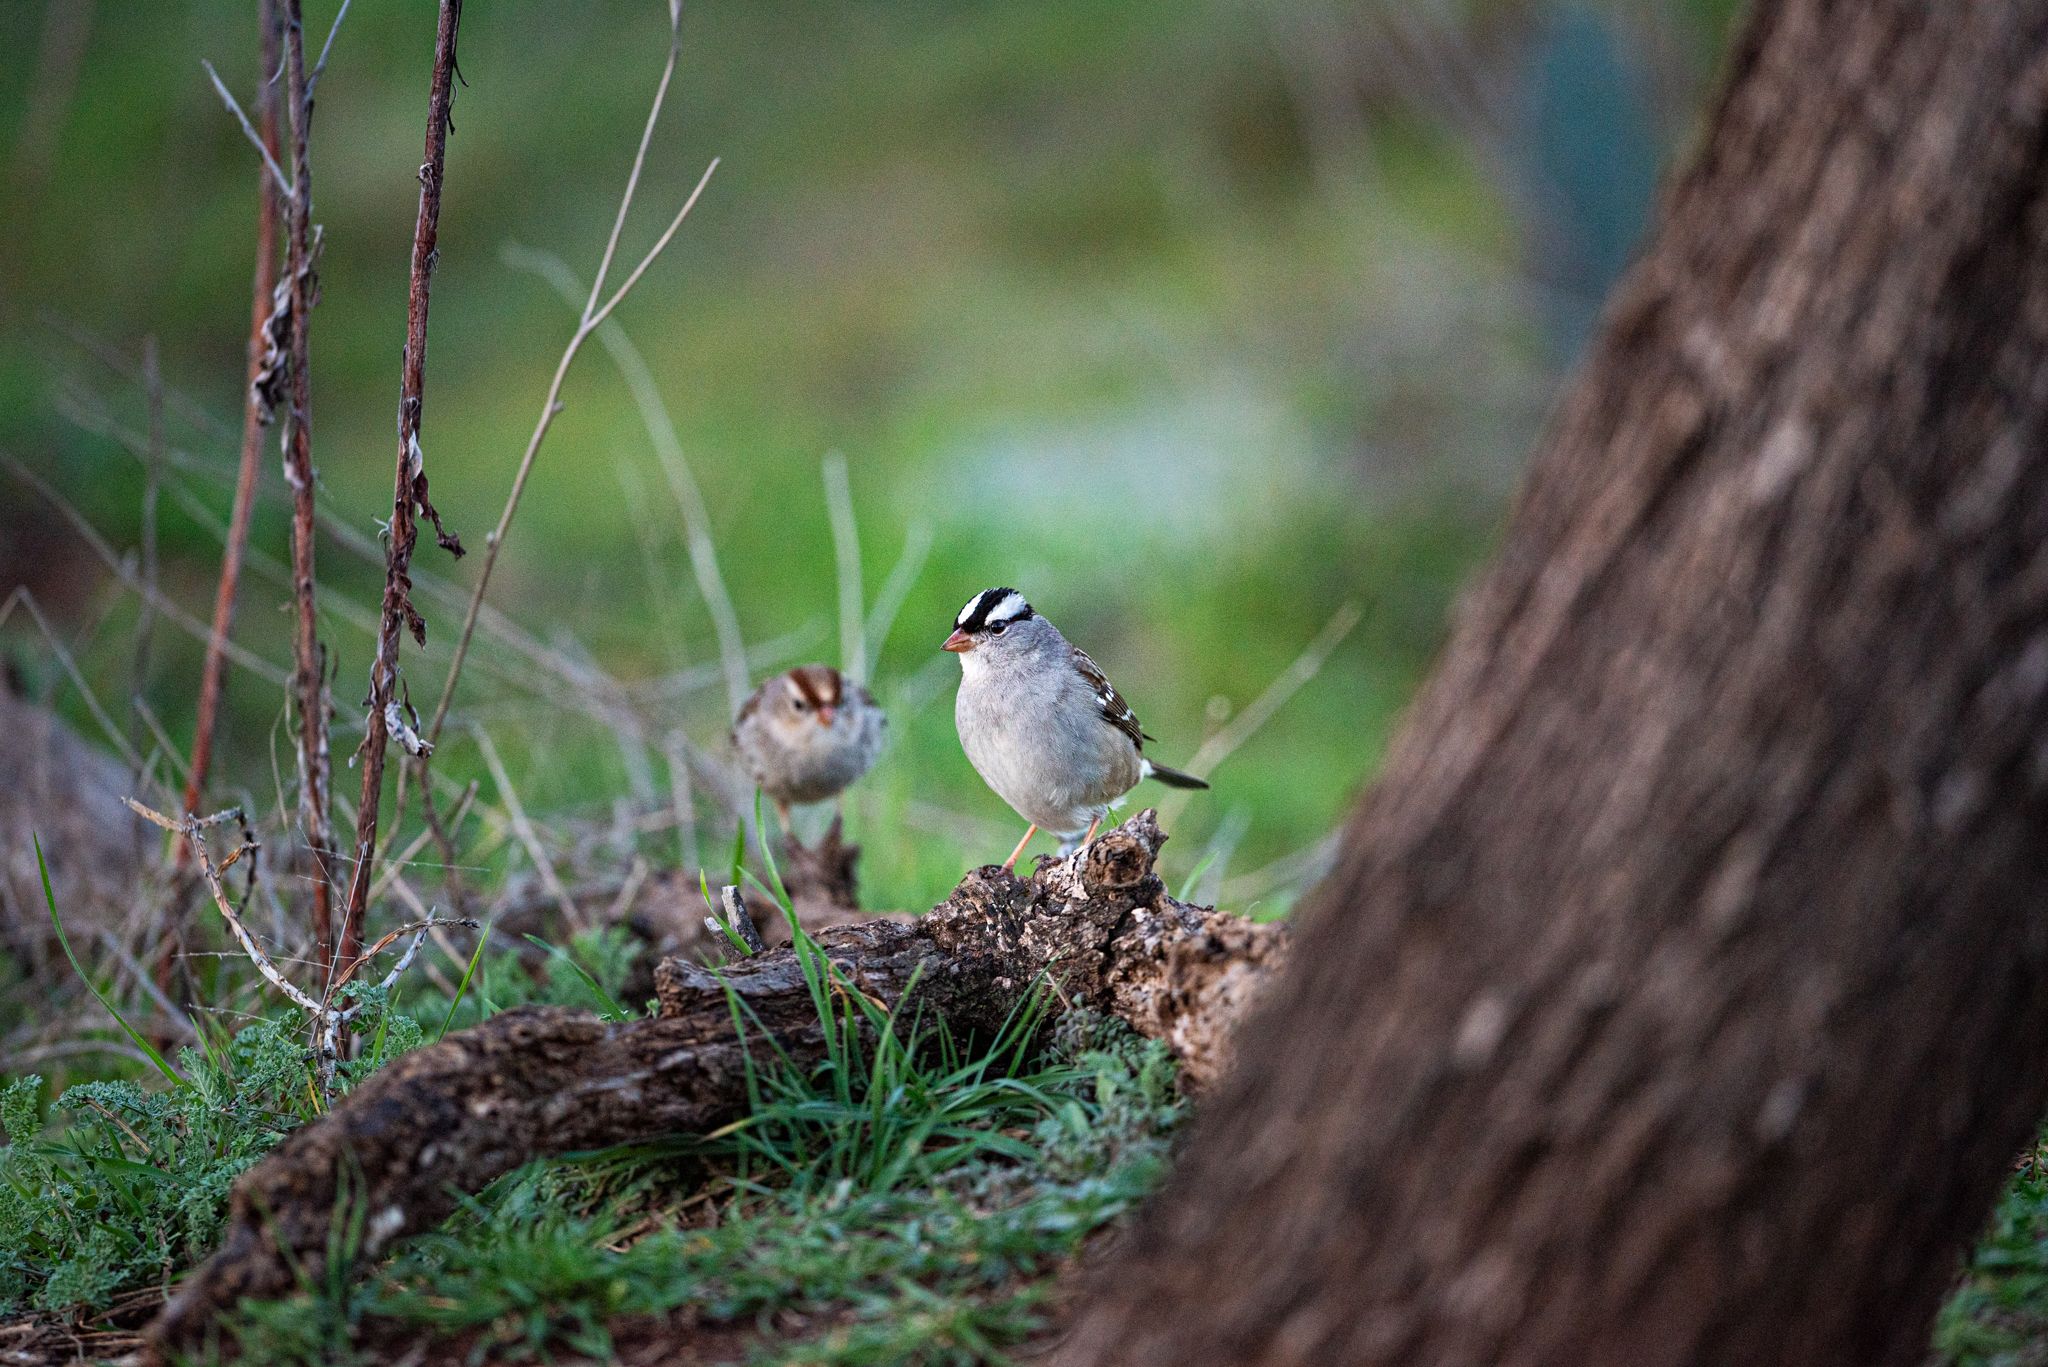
[956,657,1141,836]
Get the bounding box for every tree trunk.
[1061,4,2048,1366]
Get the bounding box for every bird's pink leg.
[1002,824,1038,872]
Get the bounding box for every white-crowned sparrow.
[945,587,1207,870]
[731,664,886,829]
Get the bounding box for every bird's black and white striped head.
[943,587,1039,656]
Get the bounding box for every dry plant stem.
[413,773,473,909]
[200,58,290,199]
[147,811,1285,1349]
[471,724,581,929]
[421,0,717,752]
[822,450,865,684]
[368,777,477,908]
[277,0,337,981]
[305,0,351,94]
[126,800,316,1016]
[132,337,164,728]
[498,243,751,714]
[0,587,143,771]
[600,313,745,709]
[127,796,474,1102]
[63,377,681,725]
[1157,600,1362,829]
[2,455,288,686]
[58,370,750,763]
[183,0,283,860]
[341,0,466,973]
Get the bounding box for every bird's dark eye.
[988,622,1006,635]
[792,698,809,711]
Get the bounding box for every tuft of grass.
[218,1000,1181,1365]
[0,916,638,1327]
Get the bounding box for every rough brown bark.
[1059,5,2048,1367]
[340,0,466,970]
[146,813,1283,1352]
[177,0,280,869]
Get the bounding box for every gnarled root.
[146,812,1284,1354]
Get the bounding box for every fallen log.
[146,811,1284,1353]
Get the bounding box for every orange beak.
[816,706,836,727]
[942,628,973,653]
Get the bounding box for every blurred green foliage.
[0,1,1741,914]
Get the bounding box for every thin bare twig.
[125,797,471,1098]
[499,242,749,714]
[126,799,316,1015]
[1158,601,1363,826]
[0,587,143,771]
[422,0,716,749]
[411,773,476,913]
[1,456,289,687]
[341,0,467,979]
[184,0,284,846]
[306,0,353,95]
[370,777,477,907]
[277,0,338,981]
[131,336,164,732]
[56,369,731,752]
[200,58,292,198]
[131,696,192,789]
[821,450,865,685]
[471,724,581,930]
[330,910,477,996]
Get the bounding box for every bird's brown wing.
[1071,647,1148,748]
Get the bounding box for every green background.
[0,0,1742,914]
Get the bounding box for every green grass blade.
[437,922,492,1041]
[727,818,747,893]
[523,934,628,1018]
[1174,850,1218,903]
[752,790,792,914]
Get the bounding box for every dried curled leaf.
[407,431,464,557]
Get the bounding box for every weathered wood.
[1059,4,2048,1365]
[146,812,1282,1352]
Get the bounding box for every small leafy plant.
[0,1017,316,1314]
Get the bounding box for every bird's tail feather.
[1141,759,1209,790]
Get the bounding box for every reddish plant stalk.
[180,0,283,858]
[339,0,466,969]
[277,0,336,978]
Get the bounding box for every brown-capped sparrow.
[731,664,886,829]
[944,587,1207,871]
